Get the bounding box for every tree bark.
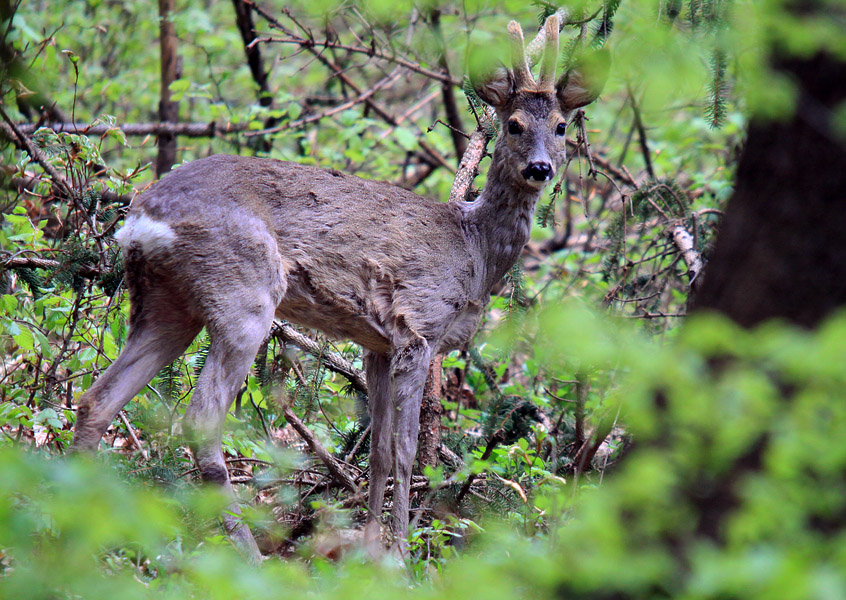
[692,51,846,329]
[416,354,443,471]
[156,0,180,177]
[686,48,846,544]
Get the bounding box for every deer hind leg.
[363,350,392,547]
[73,287,202,452]
[388,337,432,546]
[182,296,276,565]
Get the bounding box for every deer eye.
[507,120,523,135]
[555,122,567,136]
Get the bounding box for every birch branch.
[671,225,704,285]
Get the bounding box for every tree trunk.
[156,0,179,177]
[692,51,846,328]
[416,354,443,471]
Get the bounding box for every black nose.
[523,162,552,181]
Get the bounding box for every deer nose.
[523,162,553,182]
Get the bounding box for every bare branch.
[269,321,367,394]
[671,224,704,286]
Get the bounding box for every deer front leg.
[388,337,432,546]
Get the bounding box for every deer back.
[124,155,485,353]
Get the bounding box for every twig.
[343,423,370,464]
[254,35,460,86]
[8,175,133,206]
[119,411,149,461]
[246,68,403,136]
[455,431,503,505]
[1,254,102,278]
[627,85,655,180]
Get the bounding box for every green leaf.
[394,127,418,151]
[13,326,34,351]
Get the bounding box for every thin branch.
[269,321,367,394]
[2,121,248,138]
[8,175,133,205]
[245,68,403,136]
[279,401,359,494]
[670,224,705,286]
[119,411,149,461]
[254,34,460,86]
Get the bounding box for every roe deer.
[71,15,606,562]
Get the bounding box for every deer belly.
[275,274,392,354]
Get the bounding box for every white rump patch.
[115,213,177,254]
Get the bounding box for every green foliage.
[3,310,846,597]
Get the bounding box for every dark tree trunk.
[685,48,846,545]
[692,51,846,328]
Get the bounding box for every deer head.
[472,15,609,190]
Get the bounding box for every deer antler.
[510,14,562,93]
[507,20,532,89]
[538,15,560,91]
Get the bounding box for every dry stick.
[1,255,101,277]
[119,411,149,461]
[269,320,367,393]
[3,121,248,137]
[279,402,359,494]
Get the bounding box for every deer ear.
[557,49,611,111]
[471,65,514,108]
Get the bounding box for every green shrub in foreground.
[2,309,846,599]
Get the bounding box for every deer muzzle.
[522,161,553,183]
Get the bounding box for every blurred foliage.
[2,309,846,598]
[1,0,845,596]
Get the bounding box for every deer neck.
[457,145,543,291]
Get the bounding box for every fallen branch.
[279,403,359,494]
